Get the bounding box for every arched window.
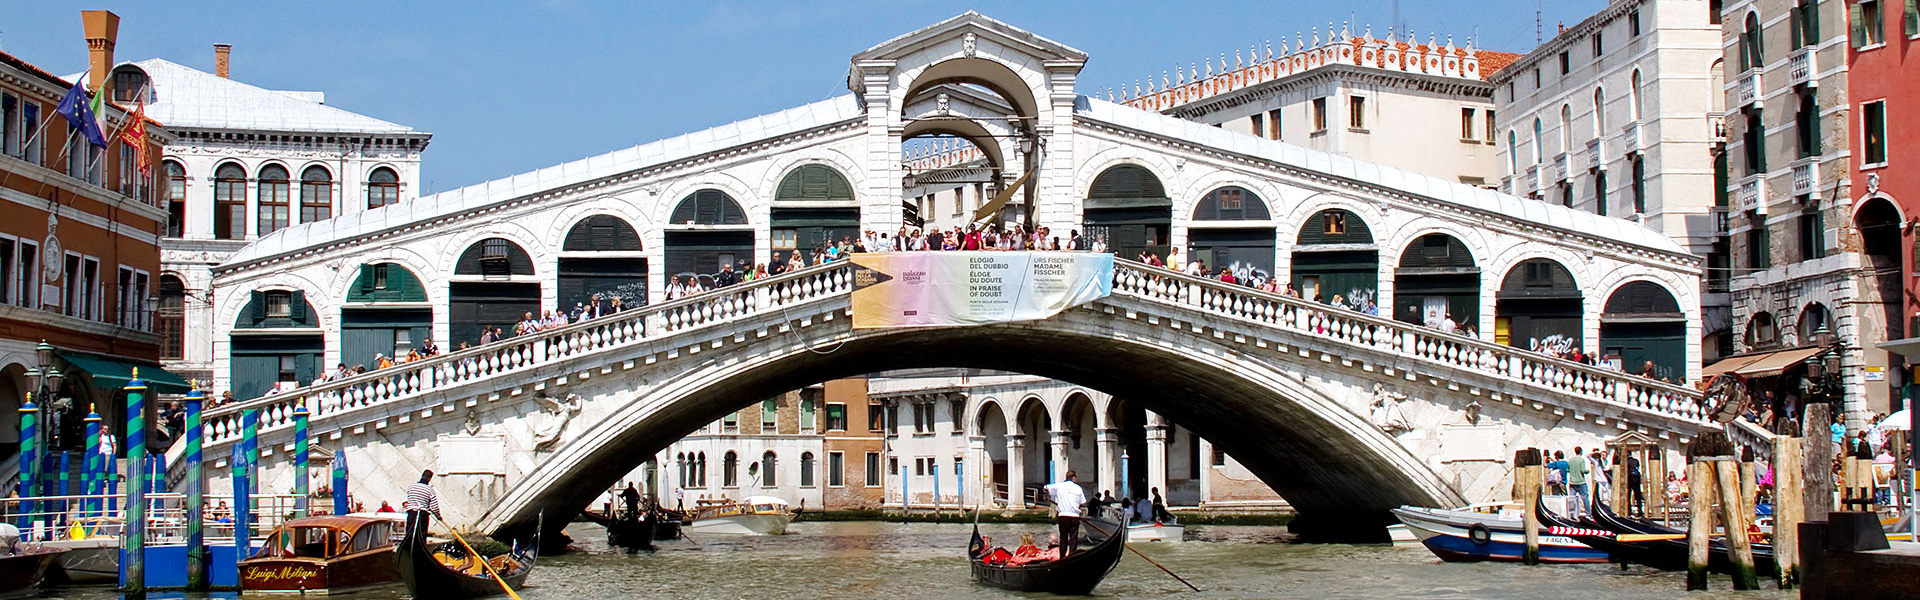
[257,164,290,235]
[214,163,247,240]
[799,451,816,487]
[761,451,778,487]
[1559,105,1573,152]
[1798,303,1831,342]
[1747,312,1779,349]
[300,166,333,223]
[165,160,187,237]
[562,215,643,251]
[670,189,749,225]
[1592,88,1606,137]
[676,453,687,487]
[1191,186,1270,220]
[1507,131,1519,174]
[1531,118,1544,164]
[722,451,740,487]
[696,452,707,488]
[1629,70,1644,121]
[1741,13,1762,71]
[159,275,186,360]
[367,167,400,209]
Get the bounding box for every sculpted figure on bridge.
[531,393,584,451]
[1369,383,1411,435]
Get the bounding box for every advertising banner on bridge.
[849,252,1114,329]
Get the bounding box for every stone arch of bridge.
[478,312,1462,543]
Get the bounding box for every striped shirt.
[405,482,441,515]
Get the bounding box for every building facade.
[113,46,431,389]
[1720,0,1887,429]
[0,11,177,468]
[1492,0,1725,374]
[647,377,886,512]
[1849,0,1920,404]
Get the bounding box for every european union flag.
[53,79,107,148]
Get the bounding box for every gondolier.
[1043,471,1088,557]
[405,470,442,538]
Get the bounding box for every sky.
[3,0,1609,195]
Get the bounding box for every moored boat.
[686,496,795,536]
[1125,520,1184,543]
[1391,504,1609,564]
[0,527,63,600]
[238,515,402,594]
[1543,499,1777,574]
[969,512,1127,595]
[397,512,537,600]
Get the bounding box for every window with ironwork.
[159,276,185,360]
[264,290,293,319]
[166,161,187,237]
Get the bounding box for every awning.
[58,354,194,395]
[1879,337,1920,359]
[1702,347,1825,379]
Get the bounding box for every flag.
[118,94,150,176]
[53,78,107,147]
[88,84,109,144]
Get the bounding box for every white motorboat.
[1125,520,1184,543]
[686,496,796,536]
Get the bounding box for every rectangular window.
[1311,97,1327,132]
[722,411,738,432]
[1595,170,1609,217]
[772,229,797,250]
[0,238,10,305]
[1267,109,1282,139]
[1558,51,1570,75]
[15,240,36,309]
[118,267,133,327]
[800,398,815,431]
[1797,90,1821,158]
[23,103,40,165]
[278,356,298,384]
[119,143,135,198]
[62,254,81,317]
[827,403,847,431]
[1629,10,1642,36]
[1349,96,1366,129]
[1,94,15,157]
[867,403,884,432]
[1324,211,1347,235]
[1461,108,1477,140]
[1249,112,1265,138]
[862,452,879,487]
[914,457,926,477]
[762,399,778,433]
[1560,181,1575,207]
[831,452,847,487]
[1799,205,1826,260]
[1908,0,1919,37]
[1484,110,1496,143]
[950,399,965,433]
[1747,211,1771,269]
[1854,1,1885,47]
[1592,32,1603,56]
[1863,100,1887,165]
[1532,68,1541,89]
[1631,155,1647,214]
[1744,108,1766,173]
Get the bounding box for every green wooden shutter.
[359,264,375,294]
[290,291,308,323]
[249,290,265,325]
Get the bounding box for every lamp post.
[1801,325,1844,409]
[22,342,66,504]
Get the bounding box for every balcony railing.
[1737,177,1764,215]
[1737,71,1760,108]
[1792,163,1815,198]
[1527,166,1541,192]
[1711,206,1731,235]
[1709,113,1727,144]
[1585,138,1604,171]
[1623,122,1643,154]
[1788,49,1814,88]
[1555,152,1572,182]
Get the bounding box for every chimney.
[214,44,231,78]
[81,10,119,96]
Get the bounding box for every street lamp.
[24,341,67,448]
[1802,325,1844,408]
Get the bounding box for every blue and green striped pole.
[241,409,260,526]
[122,369,148,595]
[231,443,251,559]
[84,407,101,517]
[57,451,70,521]
[16,395,36,531]
[183,390,207,591]
[292,403,309,519]
[332,448,349,516]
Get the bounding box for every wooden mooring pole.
[1513,448,1543,566]
[1773,435,1803,589]
[1716,455,1759,590]
[1687,458,1717,591]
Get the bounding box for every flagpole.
[91,81,154,184]
[18,71,87,159]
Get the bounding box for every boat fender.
[1467,523,1492,545]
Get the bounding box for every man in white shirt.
[1043,470,1089,556]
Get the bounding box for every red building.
[1850,2,1920,402]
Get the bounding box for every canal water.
[42,521,1795,600]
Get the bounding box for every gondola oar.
[434,513,524,600]
[1083,518,1201,592]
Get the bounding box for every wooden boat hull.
[1563,501,1776,574]
[580,510,681,545]
[239,551,401,594]
[0,549,63,599]
[688,513,792,536]
[397,512,536,600]
[41,537,117,584]
[970,516,1127,595]
[1392,506,1609,564]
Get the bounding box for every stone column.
[1005,434,1027,508]
[967,435,987,509]
[1095,427,1120,498]
[1049,429,1071,484]
[1146,412,1170,502]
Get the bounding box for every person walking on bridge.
[1044,470,1089,557]
[404,470,443,539]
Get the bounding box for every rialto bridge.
[180,13,1714,541]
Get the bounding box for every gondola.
[397,513,538,600]
[1538,499,1776,574]
[581,508,681,551]
[968,511,1127,595]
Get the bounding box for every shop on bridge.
[1291,209,1377,304]
[340,263,431,368]
[1185,186,1274,281]
[1083,165,1169,262]
[449,238,539,347]
[1393,234,1480,330]
[1599,281,1686,382]
[1494,258,1583,352]
[664,189,753,283]
[558,215,648,311]
[771,165,860,265]
[231,289,324,400]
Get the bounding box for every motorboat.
[0,525,63,600]
[238,515,402,594]
[1391,504,1609,564]
[685,496,796,536]
[1124,519,1184,543]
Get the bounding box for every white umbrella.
[1876,409,1911,431]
